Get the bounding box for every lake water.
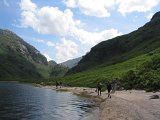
[0,82,96,120]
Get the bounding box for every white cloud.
[64,0,160,17]
[46,41,55,47]
[34,39,55,47]
[64,0,115,17]
[146,12,154,20]
[19,0,37,12]
[3,0,10,7]
[72,28,122,46]
[63,0,77,8]
[116,0,160,16]
[55,38,78,63]
[20,0,80,36]
[19,0,121,45]
[43,54,53,61]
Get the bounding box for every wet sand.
[38,85,160,120]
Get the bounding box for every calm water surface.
[0,82,96,120]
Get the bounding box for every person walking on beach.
[56,81,58,89]
[59,81,62,88]
[96,82,102,96]
[107,82,112,98]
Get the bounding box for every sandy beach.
[38,85,160,120]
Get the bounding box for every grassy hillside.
[0,29,68,80]
[0,29,43,79]
[121,49,160,91]
[68,11,160,74]
[38,48,159,91]
[0,51,41,80]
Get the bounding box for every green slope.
[68,11,160,74]
[33,12,160,91]
[60,52,152,87]
[0,29,44,79]
[0,29,68,80]
[42,48,159,91]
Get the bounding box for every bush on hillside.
[121,55,160,91]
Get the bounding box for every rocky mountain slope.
[0,29,67,80]
[67,11,160,74]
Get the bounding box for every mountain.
[49,60,68,77]
[67,11,160,74]
[57,12,160,91]
[0,29,68,80]
[60,57,82,68]
[0,29,47,79]
[57,47,160,90]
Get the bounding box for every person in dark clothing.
[96,82,102,96]
[107,83,112,98]
[56,81,59,89]
[59,81,62,88]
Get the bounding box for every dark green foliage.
[137,56,160,91]
[121,70,137,89]
[121,53,160,91]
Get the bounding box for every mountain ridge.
[0,29,68,80]
[67,11,160,74]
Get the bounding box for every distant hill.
[60,57,82,68]
[49,60,68,77]
[0,29,68,80]
[67,11,160,74]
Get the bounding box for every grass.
[2,48,159,92]
[36,48,158,89]
[58,54,150,87]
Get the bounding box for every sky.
[0,0,160,63]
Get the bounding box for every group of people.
[96,82,113,98]
[55,80,116,98]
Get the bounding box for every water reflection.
[0,82,95,120]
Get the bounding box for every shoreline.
[35,84,105,120]
[36,84,160,120]
[1,81,160,120]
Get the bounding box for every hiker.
[96,82,102,96]
[56,81,59,89]
[59,81,62,88]
[107,82,112,98]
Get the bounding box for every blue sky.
[0,0,160,63]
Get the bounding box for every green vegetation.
[0,29,68,80]
[31,48,159,92]
[121,50,160,91]
[0,30,42,79]
[67,11,160,74]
